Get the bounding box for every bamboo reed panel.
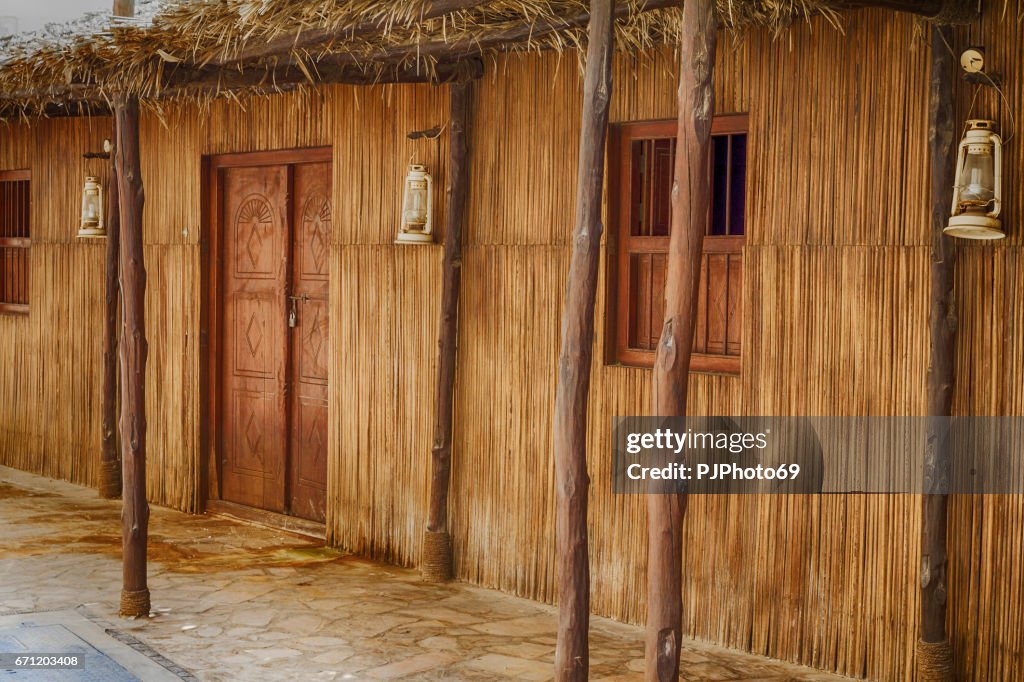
[330,245,442,563]
[949,247,1024,680]
[744,10,931,247]
[328,82,449,246]
[0,116,109,491]
[325,81,447,561]
[0,4,1022,681]
[945,9,1024,678]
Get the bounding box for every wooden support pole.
[112,0,134,17]
[917,23,956,682]
[99,121,122,500]
[646,0,716,679]
[115,93,150,618]
[552,0,614,678]
[422,77,474,583]
[101,0,127,499]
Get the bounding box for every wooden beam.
[646,0,716,679]
[163,58,482,92]
[0,84,96,102]
[115,92,150,618]
[209,0,487,67]
[552,0,615,678]
[422,77,474,583]
[99,120,122,500]
[834,0,949,16]
[0,60,483,120]
[37,102,111,118]
[917,23,956,682]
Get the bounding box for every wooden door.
[288,163,330,522]
[215,154,330,523]
[220,165,290,513]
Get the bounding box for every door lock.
[287,294,309,328]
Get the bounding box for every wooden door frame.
[200,146,332,513]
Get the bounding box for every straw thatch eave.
[0,0,978,120]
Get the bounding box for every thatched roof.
[0,0,978,120]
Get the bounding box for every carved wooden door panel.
[220,165,289,513]
[288,162,330,522]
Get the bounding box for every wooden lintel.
[0,83,96,102]
[0,60,483,121]
[41,102,112,118]
[164,57,483,92]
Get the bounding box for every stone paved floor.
[0,466,847,681]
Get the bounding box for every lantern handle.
[988,132,1002,218]
[963,77,1015,147]
[978,71,1015,146]
[949,139,966,217]
[423,172,434,236]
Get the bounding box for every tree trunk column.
[646,0,716,679]
[115,94,150,618]
[552,1,615,679]
[423,78,474,583]
[99,121,122,500]
[918,23,956,682]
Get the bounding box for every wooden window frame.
[0,169,31,316]
[605,114,748,374]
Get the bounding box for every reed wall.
[0,4,1021,680]
[0,117,110,489]
[451,10,939,681]
[947,8,1024,680]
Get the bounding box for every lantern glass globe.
[957,149,995,204]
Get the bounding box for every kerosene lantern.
[77,176,106,238]
[396,164,434,244]
[944,119,1004,240]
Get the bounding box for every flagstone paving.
[0,466,848,681]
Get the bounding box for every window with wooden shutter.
[607,115,747,373]
[0,170,30,315]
